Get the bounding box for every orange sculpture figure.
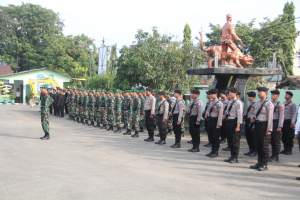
[199,14,254,68]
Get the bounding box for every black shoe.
[208,152,218,158]
[204,143,211,147]
[269,155,279,162]
[224,157,238,163]
[155,140,162,144]
[244,151,252,156]
[285,151,292,155]
[160,140,166,145]
[220,139,226,144]
[206,151,213,157]
[280,150,287,154]
[224,157,234,163]
[144,137,154,142]
[222,147,230,151]
[188,148,199,152]
[249,152,257,157]
[171,143,181,148]
[40,135,49,140]
[131,132,139,138]
[296,177,300,180]
[257,165,268,171]
[250,163,261,169]
[123,130,131,135]
[155,134,160,137]
[298,165,300,168]
[187,140,193,144]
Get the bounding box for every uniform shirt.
[225,99,243,124]
[284,100,297,124]
[222,99,229,119]
[272,100,284,128]
[188,99,204,123]
[144,95,156,115]
[157,99,169,121]
[294,106,300,135]
[202,101,211,119]
[254,99,274,133]
[245,100,256,119]
[172,99,186,124]
[207,99,223,127]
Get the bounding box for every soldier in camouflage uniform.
[79,91,85,123]
[131,92,141,137]
[106,92,115,131]
[100,93,107,128]
[83,91,89,124]
[123,92,133,135]
[40,89,54,140]
[114,92,122,133]
[87,91,95,126]
[94,92,101,127]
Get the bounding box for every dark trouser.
[221,119,227,141]
[58,105,64,117]
[271,119,281,157]
[255,121,271,166]
[226,119,240,158]
[173,114,183,144]
[49,105,53,115]
[282,119,295,152]
[65,103,69,114]
[157,115,167,141]
[204,119,211,144]
[245,118,256,152]
[189,116,200,149]
[145,110,155,139]
[207,117,220,153]
[54,104,58,116]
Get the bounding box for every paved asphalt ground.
[0,105,299,200]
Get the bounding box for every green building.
[0,68,71,104]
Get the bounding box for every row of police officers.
[48,87,298,171]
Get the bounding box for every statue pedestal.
[187,66,282,99]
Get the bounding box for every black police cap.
[247,91,256,97]
[271,89,280,95]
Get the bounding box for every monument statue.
[188,14,282,100]
[199,14,254,68]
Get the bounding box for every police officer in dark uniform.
[206,89,223,158]
[170,90,185,148]
[281,91,297,155]
[224,88,243,163]
[250,87,274,171]
[244,91,257,156]
[270,89,284,162]
[187,89,203,152]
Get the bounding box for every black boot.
[131,131,139,138]
[40,134,50,140]
[170,143,181,148]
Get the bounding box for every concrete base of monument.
[187,66,283,100]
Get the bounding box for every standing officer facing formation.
[155,91,169,145]
[40,88,54,140]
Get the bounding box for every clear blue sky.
[1,0,300,47]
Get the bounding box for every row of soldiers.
[48,87,299,172]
